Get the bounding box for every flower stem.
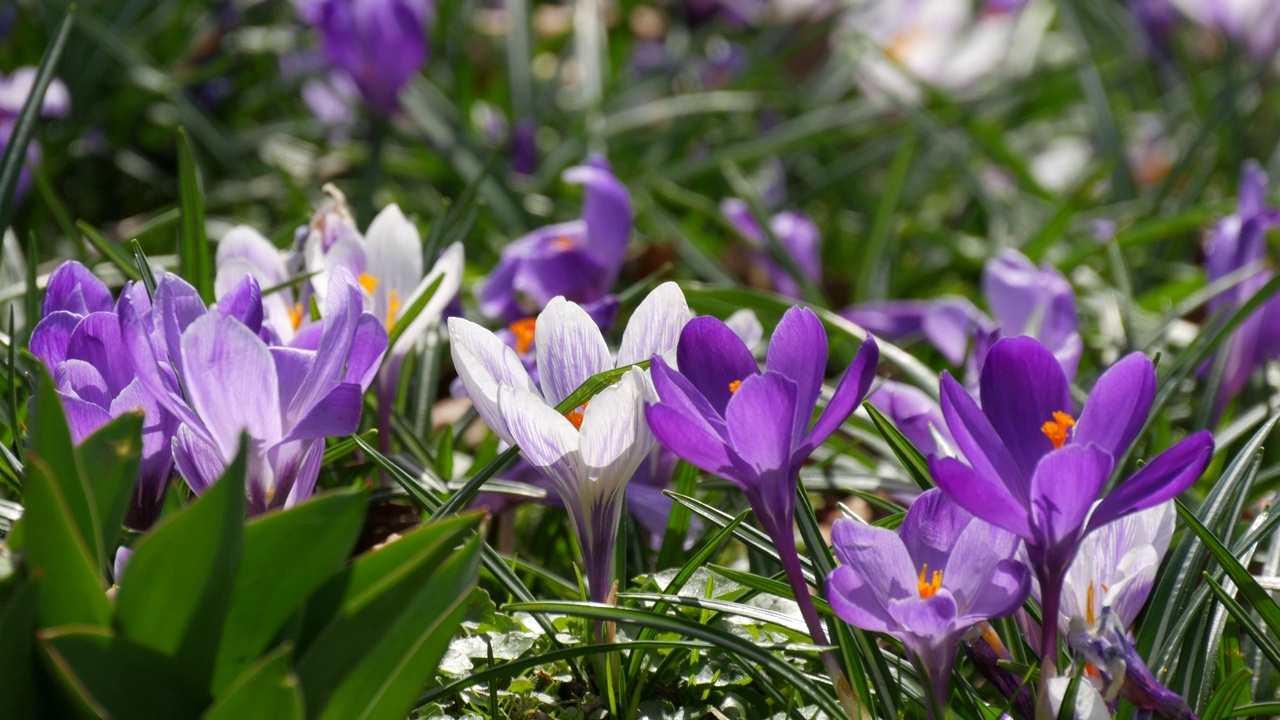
[1035,570,1063,720]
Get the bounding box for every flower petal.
[180,313,282,459]
[215,273,264,335]
[447,317,536,444]
[498,384,582,500]
[899,489,974,577]
[978,337,1072,481]
[365,203,425,308]
[172,423,226,495]
[886,594,959,640]
[929,455,1031,539]
[535,296,612,407]
[939,371,1027,502]
[29,310,81,370]
[1073,352,1155,459]
[563,157,631,274]
[675,316,759,415]
[645,403,735,480]
[798,335,878,457]
[766,306,828,440]
[42,261,112,316]
[724,372,798,476]
[826,565,898,635]
[387,242,463,358]
[616,282,691,367]
[579,368,654,484]
[1029,445,1113,551]
[830,518,916,605]
[1087,431,1213,531]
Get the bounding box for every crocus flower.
[302,0,432,116]
[645,306,877,689]
[122,268,387,515]
[721,198,821,299]
[449,282,692,604]
[215,225,305,345]
[0,66,70,204]
[1203,161,1280,415]
[1166,0,1280,56]
[477,156,631,326]
[867,379,953,456]
[828,490,1030,719]
[29,262,178,529]
[928,336,1214,679]
[1055,502,1195,719]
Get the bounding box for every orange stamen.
[565,401,590,430]
[358,272,379,294]
[1086,583,1097,626]
[1040,411,1076,449]
[728,379,742,393]
[509,317,537,355]
[552,236,576,250]
[287,303,305,331]
[917,564,943,599]
[385,290,401,333]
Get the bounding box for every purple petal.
[29,311,81,370]
[922,299,984,366]
[676,316,760,415]
[826,565,898,634]
[563,158,632,277]
[765,306,828,440]
[886,594,959,639]
[939,371,1027,501]
[1029,445,1113,550]
[285,382,363,441]
[42,261,111,316]
[346,313,389,392]
[497,384,582,499]
[172,423,226,495]
[281,440,326,509]
[535,297,612,407]
[55,359,112,410]
[1087,431,1213,531]
[841,300,932,340]
[978,336,1073,481]
[868,380,948,456]
[214,274,264,335]
[929,455,1031,539]
[59,392,114,444]
[65,312,132,395]
[153,273,209,378]
[1073,352,1155,459]
[798,335,878,457]
[831,518,917,605]
[899,489,974,577]
[650,355,728,436]
[180,313,282,459]
[724,372,799,476]
[287,269,361,425]
[645,403,735,480]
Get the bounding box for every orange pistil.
[287,303,305,331]
[917,564,943,599]
[358,272,379,294]
[565,401,590,430]
[386,290,401,333]
[728,379,742,394]
[509,317,537,355]
[1040,411,1076,449]
[551,236,577,250]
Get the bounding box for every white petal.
[498,384,582,498]
[616,282,692,367]
[388,242,464,357]
[578,368,655,489]
[724,309,764,352]
[1047,677,1109,720]
[535,297,611,406]
[365,203,424,311]
[448,317,536,444]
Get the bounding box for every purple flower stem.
[1036,569,1063,720]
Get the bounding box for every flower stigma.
[386,290,401,332]
[1040,411,1076,449]
[288,303,305,331]
[728,379,742,393]
[917,564,943,599]
[509,317,537,354]
[565,401,590,430]
[358,273,379,294]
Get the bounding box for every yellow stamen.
[1040,411,1076,450]
[728,379,742,393]
[552,236,576,250]
[386,290,401,333]
[509,317,537,355]
[886,28,923,66]
[917,564,943,599]
[1086,582,1096,626]
[265,486,276,505]
[287,303,305,332]
[358,272,379,294]
[565,401,590,430]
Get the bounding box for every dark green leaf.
[864,402,933,492]
[177,127,213,303]
[206,645,303,720]
[74,413,143,574]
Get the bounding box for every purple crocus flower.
[215,225,304,345]
[1203,161,1280,415]
[29,262,178,529]
[721,198,821,299]
[867,379,953,456]
[477,156,631,325]
[645,306,878,692]
[928,336,1214,681]
[827,490,1030,719]
[449,283,692,605]
[0,66,70,204]
[121,269,387,515]
[303,0,432,116]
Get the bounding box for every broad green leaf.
[0,579,38,716]
[296,512,484,707]
[205,645,303,720]
[74,413,143,573]
[27,366,100,568]
[115,438,247,682]
[0,7,74,234]
[20,455,110,628]
[210,488,367,693]
[316,532,481,720]
[177,127,213,303]
[36,625,209,718]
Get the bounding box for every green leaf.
[0,579,39,716]
[27,366,100,568]
[386,273,445,351]
[36,625,210,718]
[1176,500,1280,639]
[0,6,75,234]
[296,512,484,710]
[864,402,933,492]
[115,437,247,682]
[177,127,213,303]
[75,221,142,282]
[20,455,111,628]
[205,645,303,720]
[210,488,367,693]
[74,413,144,572]
[316,532,481,720]
[1202,574,1280,672]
